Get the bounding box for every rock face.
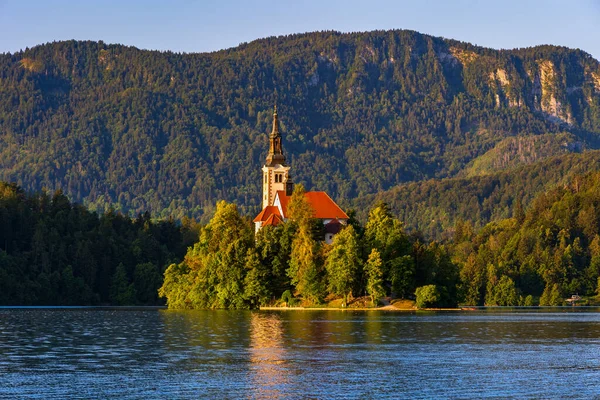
[535,60,571,124]
[592,71,600,93]
[444,46,595,125]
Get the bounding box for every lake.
[1,309,600,398]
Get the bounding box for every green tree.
[486,274,518,306]
[540,283,562,306]
[134,262,162,305]
[325,225,361,307]
[415,285,441,308]
[158,200,253,309]
[110,263,136,305]
[158,263,192,309]
[287,185,324,303]
[389,255,415,298]
[365,248,386,305]
[243,249,271,307]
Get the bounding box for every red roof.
[275,190,348,220]
[253,205,281,222]
[276,190,290,216]
[263,213,283,227]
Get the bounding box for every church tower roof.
[266,105,286,166]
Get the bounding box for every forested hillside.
[1,30,600,222]
[453,170,600,306]
[355,150,600,239]
[0,182,196,305]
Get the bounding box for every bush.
[281,290,298,307]
[415,285,441,308]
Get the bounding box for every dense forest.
[0,181,197,305]
[5,170,600,308]
[453,170,600,306]
[1,30,599,226]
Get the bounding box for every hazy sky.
[0,0,598,59]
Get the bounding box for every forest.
[5,167,600,308]
[0,30,599,230]
[0,181,197,305]
[355,150,600,239]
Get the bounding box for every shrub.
[415,285,441,308]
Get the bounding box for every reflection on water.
[1,309,600,398]
[249,312,289,398]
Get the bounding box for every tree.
[364,203,414,297]
[134,262,162,305]
[158,263,192,309]
[459,254,485,306]
[389,255,415,298]
[287,184,315,225]
[415,285,440,308]
[486,274,518,306]
[287,185,324,303]
[110,263,136,305]
[158,200,254,309]
[365,248,386,305]
[243,249,271,307]
[539,283,562,306]
[325,225,361,307]
[255,223,296,296]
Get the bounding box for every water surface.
[1,309,600,398]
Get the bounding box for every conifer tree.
[110,263,136,305]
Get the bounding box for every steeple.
[261,105,291,209]
[266,105,286,166]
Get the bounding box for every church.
[253,107,348,244]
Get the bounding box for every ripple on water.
[1,309,600,398]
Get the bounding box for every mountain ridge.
[1,29,599,225]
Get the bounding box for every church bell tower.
[262,106,291,208]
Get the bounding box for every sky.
[0,0,599,60]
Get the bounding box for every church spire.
[266,105,286,166]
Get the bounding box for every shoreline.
[260,305,600,311]
[259,306,460,311]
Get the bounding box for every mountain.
[1,30,599,222]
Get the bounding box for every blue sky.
[0,0,599,60]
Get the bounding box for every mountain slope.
[460,132,584,177]
[0,30,599,220]
[353,150,600,239]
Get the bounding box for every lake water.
[1,309,600,399]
